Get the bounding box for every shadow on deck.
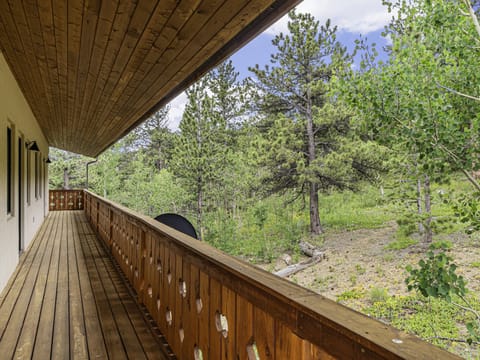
[0,211,169,359]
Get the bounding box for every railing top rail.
[83,189,459,359]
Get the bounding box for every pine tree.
[131,106,172,171]
[170,78,228,239]
[250,11,380,235]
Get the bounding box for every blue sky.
[168,0,394,129]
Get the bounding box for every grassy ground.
[249,176,480,358]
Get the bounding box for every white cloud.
[167,92,187,130]
[265,0,393,35]
[166,1,394,129]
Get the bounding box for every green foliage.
[355,264,366,275]
[405,246,467,301]
[451,192,480,234]
[369,287,389,304]
[366,295,461,347]
[341,0,480,244]
[405,244,480,344]
[49,148,91,189]
[320,186,395,230]
[250,11,385,234]
[337,289,365,302]
[170,79,230,237]
[385,234,418,250]
[430,240,453,250]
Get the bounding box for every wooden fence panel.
[82,190,460,360]
[49,190,84,211]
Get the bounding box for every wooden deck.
[0,211,169,359]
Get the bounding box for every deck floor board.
[0,211,169,360]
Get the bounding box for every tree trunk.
[197,176,204,240]
[424,175,433,243]
[309,182,323,234]
[63,168,70,190]
[306,79,322,235]
[416,178,425,234]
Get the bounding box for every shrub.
[369,287,389,304]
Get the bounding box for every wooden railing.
[81,190,458,359]
[49,189,84,211]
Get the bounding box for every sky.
[167,0,394,129]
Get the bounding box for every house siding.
[0,52,49,292]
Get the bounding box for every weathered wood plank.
[67,211,89,359]
[209,277,222,359]
[166,245,176,351]
[79,212,169,359]
[82,0,139,147]
[221,286,236,359]
[77,0,119,152]
[275,320,303,359]
[157,235,168,336]
[13,212,56,359]
[52,0,68,143]
[51,209,71,360]
[95,0,205,141]
[254,307,275,359]
[236,295,253,360]
[0,210,51,318]
[198,270,210,359]
[73,213,109,360]
[185,262,199,360]
[37,0,62,129]
[117,0,271,135]
[31,212,62,359]
[81,226,129,360]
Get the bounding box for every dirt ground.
[265,222,480,307]
[258,223,480,357]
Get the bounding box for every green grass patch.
[430,240,453,250]
[337,288,365,302]
[385,234,418,250]
[321,186,396,230]
[369,287,389,304]
[366,295,461,348]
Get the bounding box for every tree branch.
[436,82,480,102]
[436,143,480,192]
[462,0,480,38]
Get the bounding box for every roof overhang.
[0,0,300,157]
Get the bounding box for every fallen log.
[274,240,324,278]
[299,241,323,257]
[274,255,322,278]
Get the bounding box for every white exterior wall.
[0,52,49,292]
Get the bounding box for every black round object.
[154,213,198,239]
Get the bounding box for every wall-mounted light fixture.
[26,141,40,152]
[45,157,52,164]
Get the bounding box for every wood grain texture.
[0,0,299,157]
[0,210,169,359]
[84,189,462,360]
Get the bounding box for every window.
[6,127,13,215]
[26,150,30,205]
[35,152,39,199]
[39,156,43,198]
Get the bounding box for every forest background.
[49,1,480,357]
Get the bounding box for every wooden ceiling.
[0,0,300,157]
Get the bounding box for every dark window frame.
[7,126,13,215]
